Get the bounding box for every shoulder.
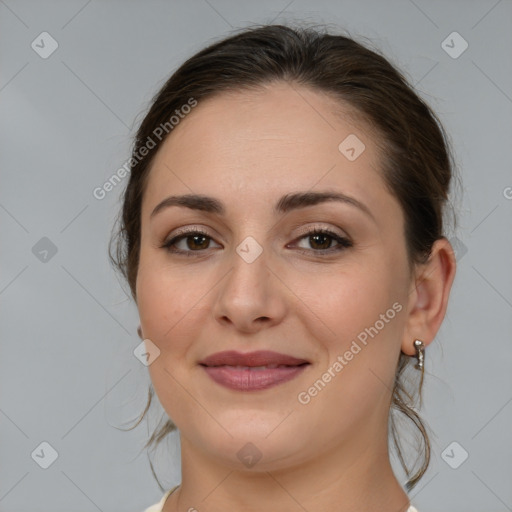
[142,486,178,512]
[142,502,161,512]
[408,506,420,512]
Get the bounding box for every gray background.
[1,1,511,511]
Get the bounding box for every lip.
[199,350,309,367]
[199,350,310,391]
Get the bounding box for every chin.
[192,421,311,472]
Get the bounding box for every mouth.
[199,350,311,391]
[199,350,310,367]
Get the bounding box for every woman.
[110,23,457,512]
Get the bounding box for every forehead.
[142,83,391,218]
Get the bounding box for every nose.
[212,247,287,334]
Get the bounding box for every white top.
[143,486,419,512]
[143,486,178,512]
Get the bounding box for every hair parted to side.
[110,22,457,493]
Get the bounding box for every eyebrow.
[150,191,375,222]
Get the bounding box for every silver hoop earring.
[413,339,425,371]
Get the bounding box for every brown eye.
[293,229,353,254]
[308,232,334,250]
[184,234,210,250]
[161,230,221,255]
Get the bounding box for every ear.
[401,237,457,356]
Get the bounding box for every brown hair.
[110,23,456,492]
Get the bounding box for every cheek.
[298,260,405,384]
[297,263,397,339]
[297,270,405,431]
[136,268,170,336]
[136,257,212,352]
[136,257,185,341]
[137,264,202,412]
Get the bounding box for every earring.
[137,325,143,339]
[413,339,424,371]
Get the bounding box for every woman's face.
[136,82,414,471]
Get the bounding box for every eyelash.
[160,227,353,257]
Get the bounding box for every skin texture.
[135,82,456,512]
